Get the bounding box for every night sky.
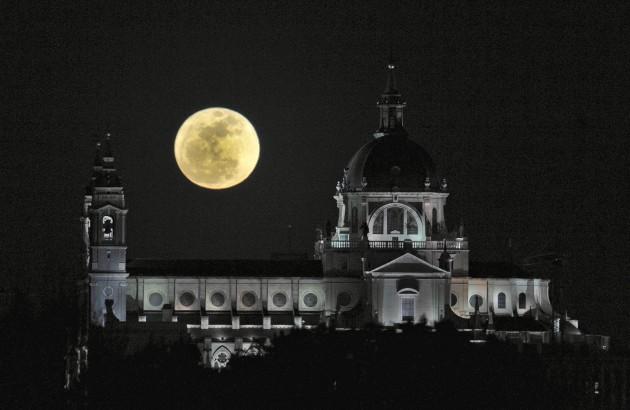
[3,2,629,337]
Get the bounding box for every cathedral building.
[81,62,590,369]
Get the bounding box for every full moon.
[174,107,260,189]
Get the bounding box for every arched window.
[102,216,114,240]
[368,204,424,241]
[518,293,526,309]
[497,292,506,309]
[351,207,358,233]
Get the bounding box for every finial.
[424,177,431,191]
[335,181,341,194]
[387,44,396,69]
[440,177,448,192]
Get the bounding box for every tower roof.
[342,62,435,192]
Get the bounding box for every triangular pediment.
[368,253,449,277]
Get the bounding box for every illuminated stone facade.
[83,63,578,368]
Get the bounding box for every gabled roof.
[368,253,449,277]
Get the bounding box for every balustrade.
[324,239,467,250]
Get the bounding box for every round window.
[303,293,318,308]
[272,292,287,308]
[337,292,351,307]
[469,295,483,309]
[179,292,195,307]
[241,292,256,307]
[149,292,163,307]
[450,293,458,306]
[210,292,225,307]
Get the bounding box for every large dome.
[345,134,435,192]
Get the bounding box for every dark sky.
[3,1,629,334]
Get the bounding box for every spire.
[374,55,407,139]
[101,132,114,161]
[89,132,122,189]
[384,49,398,94]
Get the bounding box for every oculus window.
[149,292,163,307]
[469,295,483,309]
[303,293,318,308]
[241,292,256,308]
[179,292,195,307]
[337,292,351,307]
[272,292,287,308]
[210,292,225,308]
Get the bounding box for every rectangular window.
[406,211,418,234]
[373,211,384,234]
[401,298,414,322]
[351,207,358,234]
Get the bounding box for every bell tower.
[82,133,129,326]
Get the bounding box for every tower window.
[518,293,526,309]
[497,292,506,309]
[102,216,114,240]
